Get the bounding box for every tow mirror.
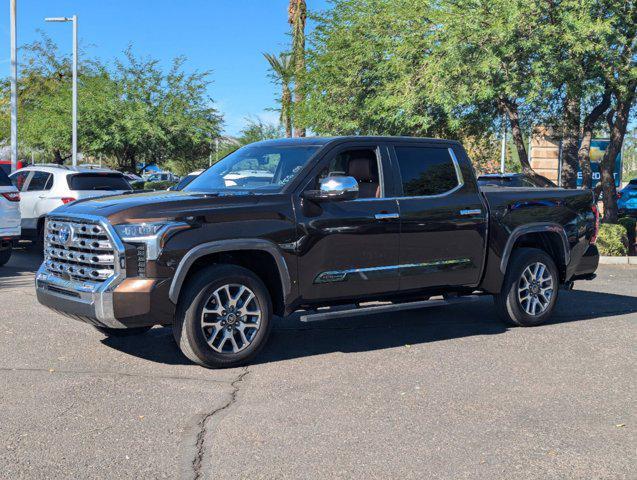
[303,175,359,202]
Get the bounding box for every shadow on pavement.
[99,288,637,367]
[0,244,42,290]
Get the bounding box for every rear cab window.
[67,173,131,191]
[394,146,462,196]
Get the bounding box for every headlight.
[114,221,190,260]
[114,222,168,239]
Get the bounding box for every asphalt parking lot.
[0,247,635,479]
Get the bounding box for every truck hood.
[50,190,283,225]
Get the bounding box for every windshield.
[184,144,320,193]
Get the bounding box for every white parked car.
[0,167,20,265]
[9,165,132,242]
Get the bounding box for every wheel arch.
[168,239,291,316]
[501,223,570,280]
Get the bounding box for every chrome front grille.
[44,218,117,282]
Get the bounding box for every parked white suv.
[0,167,21,265]
[9,165,132,242]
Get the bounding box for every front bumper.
[35,265,174,328]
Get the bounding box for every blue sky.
[1,0,330,136]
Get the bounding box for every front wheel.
[494,248,559,327]
[172,264,273,368]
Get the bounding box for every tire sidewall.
[178,265,273,368]
[503,249,559,327]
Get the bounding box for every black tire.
[94,326,153,337]
[172,264,273,368]
[0,247,11,266]
[494,248,559,327]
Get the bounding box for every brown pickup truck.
[36,137,599,368]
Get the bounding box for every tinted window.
[68,173,131,191]
[395,147,459,196]
[0,168,11,187]
[10,171,30,191]
[26,171,53,191]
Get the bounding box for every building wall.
[530,127,560,184]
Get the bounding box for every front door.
[295,143,401,303]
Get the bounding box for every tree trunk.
[53,150,64,165]
[561,90,581,189]
[290,0,307,138]
[282,85,293,138]
[601,81,636,223]
[498,98,532,174]
[578,88,611,189]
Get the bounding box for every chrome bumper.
[35,264,127,328]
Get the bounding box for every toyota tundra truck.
[35,137,600,368]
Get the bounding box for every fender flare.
[168,239,292,305]
[500,223,570,274]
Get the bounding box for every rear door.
[390,142,488,291]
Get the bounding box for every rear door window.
[68,174,131,191]
[10,171,30,191]
[26,171,53,191]
[394,146,461,196]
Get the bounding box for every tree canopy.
[0,36,223,173]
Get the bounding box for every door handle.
[375,212,400,220]
[459,209,482,216]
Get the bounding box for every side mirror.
[303,175,359,202]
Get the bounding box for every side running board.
[299,295,480,323]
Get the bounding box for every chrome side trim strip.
[314,258,473,284]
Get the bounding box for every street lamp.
[10,0,18,173]
[45,15,78,167]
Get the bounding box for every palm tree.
[263,52,294,138]
[288,0,307,137]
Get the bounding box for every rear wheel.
[172,264,272,368]
[0,246,12,266]
[94,326,152,337]
[494,248,559,327]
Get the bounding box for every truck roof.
[251,136,463,147]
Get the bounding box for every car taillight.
[590,203,599,244]
[61,197,76,204]
[1,192,20,202]
[617,192,623,199]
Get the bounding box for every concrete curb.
[599,256,637,265]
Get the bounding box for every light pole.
[45,15,78,167]
[10,0,18,173]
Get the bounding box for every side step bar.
[300,295,480,323]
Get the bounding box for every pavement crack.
[191,367,250,480]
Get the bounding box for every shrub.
[131,182,146,190]
[143,180,176,191]
[597,223,628,256]
[618,217,636,254]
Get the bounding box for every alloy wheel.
[200,284,262,353]
[517,262,554,316]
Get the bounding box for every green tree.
[263,52,294,137]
